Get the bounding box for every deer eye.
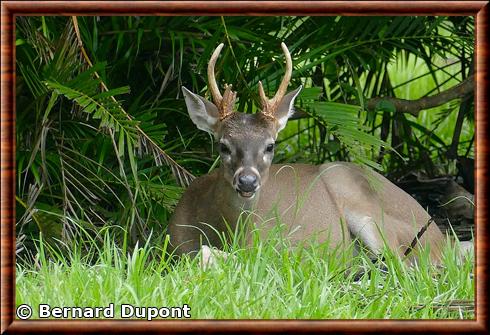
[265,143,275,153]
[220,143,231,155]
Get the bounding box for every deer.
[168,42,457,268]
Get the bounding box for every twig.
[366,75,474,117]
[290,75,474,120]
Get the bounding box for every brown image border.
[1,1,488,333]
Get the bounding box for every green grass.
[16,226,474,320]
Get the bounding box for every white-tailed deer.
[168,42,448,265]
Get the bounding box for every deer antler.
[208,43,236,120]
[258,42,292,118]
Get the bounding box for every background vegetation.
[15,16,474,257]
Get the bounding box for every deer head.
[182,43,302,199]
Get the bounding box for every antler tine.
[273,42,292,104]
[207,43,236,120]
[260,42,293,117]
[258,80,268,109]
[208,43,224,105]
[221,84,237,120]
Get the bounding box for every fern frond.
[71,17,195,187]
[311,101,388,170]
[45,64,195,187]
[45,79,137,139]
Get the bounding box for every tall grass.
[16,223,474,319]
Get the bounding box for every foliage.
[15,16,474,251]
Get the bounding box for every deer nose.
[237,174,258,192]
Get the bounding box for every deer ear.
[182,86,220,135]
[274,85,302,133]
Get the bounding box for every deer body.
[169,162,445,261]
[168,43,446,263]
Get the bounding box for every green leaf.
[118,130,125,159]
[299,87,323,101]
[127,137,138,183]
[325,140,340,154]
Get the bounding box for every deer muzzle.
[234,168,260,198]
